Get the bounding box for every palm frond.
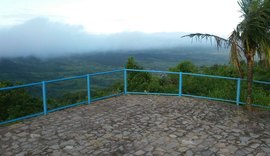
[230,48,244,77]
[229,30,244,77]
[258,40,270,64]
[229,30,245,52]
[237,0,270,53]
[238,0,252,17]
[182,33,229,49]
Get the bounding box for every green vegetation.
[0,82,42,121]
[125,58,270,107]
[0,47,228,83]
[0,57,269,122]
[184,0,270,109]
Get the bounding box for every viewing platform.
[0,69,270,155]
[1,95,270,155]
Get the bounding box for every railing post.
[124,68,127,94]
[236,78,241,106]
[42,81,47,115]
[179,72,182,96]
[87,74,91,105]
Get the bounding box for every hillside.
[0,47,228,83]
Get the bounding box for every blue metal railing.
[0,68,269,125]
[181,72,239,103]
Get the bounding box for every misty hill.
[0,17,219,58]
[0,47,228,83]
[0,17,229,83]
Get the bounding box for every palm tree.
[183,0,270,110]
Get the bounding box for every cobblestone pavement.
[1,95,270,156]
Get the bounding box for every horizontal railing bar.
[239,101,245,105]
[0,112,44,125]
[1,69,269,91]
[89,69,124,76]
[0,82,42,91]
[252,104,270,109]
[182,72,238,80]
[91,92,124,102]
[126,69,179,75]
[48,101,87,113]
[238,79,270,84]
[253,80,270,85]
[239,101,270,109]
[46,75,87,83]
[0,69,123,90]
[127,92,179,96]
[182,94,236,103]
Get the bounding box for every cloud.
[0,18,89,57]
[0,17,210,58]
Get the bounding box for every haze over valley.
[0,18,229,83]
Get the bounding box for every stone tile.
[0,95,269,155]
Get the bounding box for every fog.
[0,17,209,58]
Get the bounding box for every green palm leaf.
[183,0,270,108]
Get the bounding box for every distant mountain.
[0,47,229,83]
[0,17,230,83]
[0,17,217,58]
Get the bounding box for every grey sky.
[0,0,240,58]
[0,0,241,36]
[1,18,210,58]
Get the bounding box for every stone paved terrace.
[1,95,270,156]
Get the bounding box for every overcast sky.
[0,0,241,37]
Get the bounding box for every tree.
[125,57,152,91]
[168,61,198,84]
[169,61,198,73]
[183,0,270,110]
[0,81,42,121]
